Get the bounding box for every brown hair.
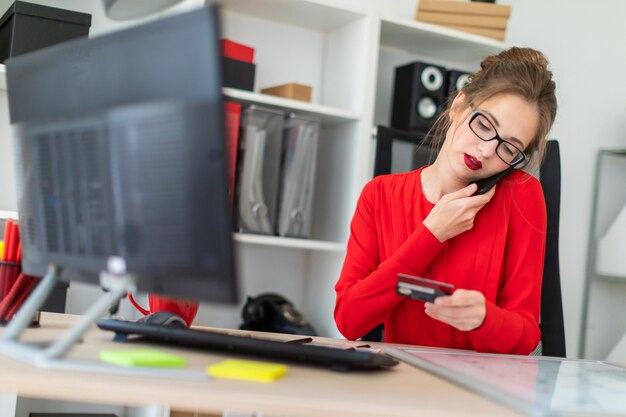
[427,47,557,173]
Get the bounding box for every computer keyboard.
[96,319,398,371]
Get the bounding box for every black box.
[42,282,69,313]
[222,57,256,91]
[0,1,91,64]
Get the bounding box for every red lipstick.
[464,154,482,170]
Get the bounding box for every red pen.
[4,220,14,262]
[4,276,37,321]
[0,221,12,300]
[9,223,20,263]
[16,241,22,263]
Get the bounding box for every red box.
[221,39,255,63]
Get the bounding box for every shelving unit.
[214,0,509,338]
[0,0,510,339]
[580,149,626,359]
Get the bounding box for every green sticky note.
[99,349,187,368]
[207,359,287,382]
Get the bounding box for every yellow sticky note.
[207,359,287,382]
[100,349,187,368]
[0,241,4,260]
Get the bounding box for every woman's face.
[442,93,539,182]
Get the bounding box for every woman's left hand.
[424,289,486,331]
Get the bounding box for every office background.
[0,0,625,362]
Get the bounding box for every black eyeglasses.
[468,111,527,166]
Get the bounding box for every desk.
[0,313,522,417]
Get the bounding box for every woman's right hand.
[423,183,496,242]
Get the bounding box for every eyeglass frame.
[467,111,527,167]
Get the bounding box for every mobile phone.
[396,273,455,303]
[473,166,514,195]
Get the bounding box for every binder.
[235,106,284,234]
[224,101,242,206]
[276,115,319,238]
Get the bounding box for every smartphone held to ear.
[396,273,455,303]
[472,166,514,195]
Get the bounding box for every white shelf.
[0,64,5,91]
[223,87,360,125]
[596,202,626,277]
[594,273,626,282]
[380,16,508,65]
[221,0,367,32]
[233,232,345,252]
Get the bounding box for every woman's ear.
[450,91,466,118]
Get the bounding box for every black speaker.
[391,61,447,133]
[447,69,471,99]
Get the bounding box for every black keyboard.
[97,319,398,371]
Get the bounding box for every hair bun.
[481,47,549,71]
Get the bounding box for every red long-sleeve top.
[334,167,546,355]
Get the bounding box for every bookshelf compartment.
[220,7,371,115]
[380,17,507,66]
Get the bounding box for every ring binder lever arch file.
[235,106,284,234]
[277,115,320,238]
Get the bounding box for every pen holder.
[0,261,40,326]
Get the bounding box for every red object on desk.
[128,292,199,327]
[221,39,255,63]
[0,220,38,323]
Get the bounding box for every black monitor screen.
[6,6,238,304]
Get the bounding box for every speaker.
[391,61,447,133]
[447,69,471,99]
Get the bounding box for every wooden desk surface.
[0,313,523,417]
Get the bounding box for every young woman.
[334,47,557,355]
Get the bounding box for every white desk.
[0,313,523,417]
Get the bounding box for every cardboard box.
[416,10,508,29]
[442,24,505,41]
[0,1,91,64]
[418,0,511,17]
[415,0,510,40]
[261,83,313,103]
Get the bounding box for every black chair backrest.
[539,140,565,357]
[365,126,566,357]
[373,125,432,177]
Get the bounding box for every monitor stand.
[0,257,207,380]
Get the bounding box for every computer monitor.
[6,5,238,304]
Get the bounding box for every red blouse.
[334,167,546,355]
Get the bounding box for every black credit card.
[396,273,455,303]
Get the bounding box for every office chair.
[363,126,566,358]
